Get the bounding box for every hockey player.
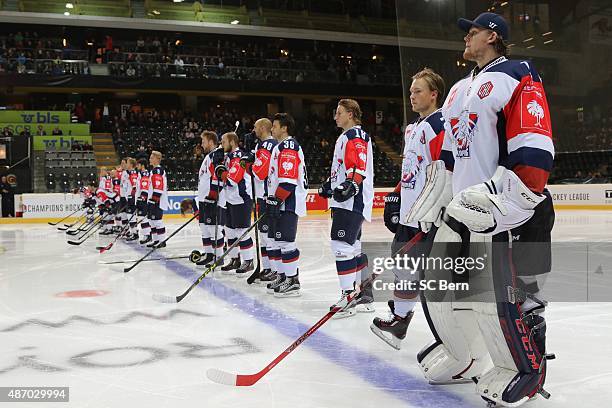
[194,131,225,266]
[371,68,447,350]
[214,132,255,276]
[110,167,122,233]
[118,158,130,232]
[264,113,307,297]
[96,167,115,235]
[240,118,278,284]
[318,99,373,318]
[135,159,152,245]
[124,158,140,241]
[407,12,555,406]
[98,167,115,235]
[147,151,169,248]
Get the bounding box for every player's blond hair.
[412,68,446,108]
[151,150,163,160]
[338,99,362,124]
[255,118,272,132]
[222,132,239,147]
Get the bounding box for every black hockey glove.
[239,151,255,169]
[211,147,225,166]
[318,177,333,198]
[214,164,228,180]
[333,179,360,203]
[383,191,401,233]
[265,196,283,219]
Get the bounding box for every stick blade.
[151,293,178,304]
[206,368,238,386]
[246,266,260,285]
[67,240,82,246]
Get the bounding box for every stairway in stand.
[374,138,403,166]
[93,133,118,169]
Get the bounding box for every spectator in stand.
[19,128,31,137]
[36,125,46,136]
[0,175,15,217]
[75,102,85,123]
[135,145,148,161]
[104,35,113,63]
[2,127,13,137]
[52,126,63,135]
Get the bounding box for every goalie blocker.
[407,161,554,407]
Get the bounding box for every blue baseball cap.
[458,12,509,41]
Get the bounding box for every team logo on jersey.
[337,230,346,238]
[477,81,494,99]
[254,157,263,168]
[446,87,459,107]
[358,152,367,163]
[401,152,424,189]
[520,83,551,135]
[281,161,294,175]
[450,110,479,158]
[229,167,237,174]
[526,100,545,127]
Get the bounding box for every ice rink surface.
[1,210,611,408]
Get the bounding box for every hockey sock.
[280,248,299,277]
[393,298,417,318]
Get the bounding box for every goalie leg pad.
[471,232,550,407]
[417,218,492,383]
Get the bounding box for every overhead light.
[64,11,70,16]
[175,39,181,46]
[372,55,377,60]
[173,0,184,2]
[501,1,508,6]
[542,31,553,36]
[508,43,515,47]
[65,2,73,8]
[230,20,239,25]
[152,10,160,15]
[543,39,554,44]
[86,41,93,46]
[62,38,67,46]
[523,37,534,43]
[526,45,535,49]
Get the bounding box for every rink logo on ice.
[0,339,259,375]
[0,310,210,332]
[0,310,260,375]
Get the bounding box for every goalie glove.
[446,166,545,235]
[383,191,401,233]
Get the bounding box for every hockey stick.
[99,254,189,265]
[152,214,264,304]
[206,231,425,387]
[57,211,87,230]
[48,207,83,226]
[67,215,109,245]
[123,212,200,273]
[63,209,99,232]
[66,213,104,236]
[96,211,139,253]
[246,187,262,284]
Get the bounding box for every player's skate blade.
[369,323,402,350]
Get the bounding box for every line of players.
[186,10,555,405]
[77,151,170,248]
[79,10,554,405]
